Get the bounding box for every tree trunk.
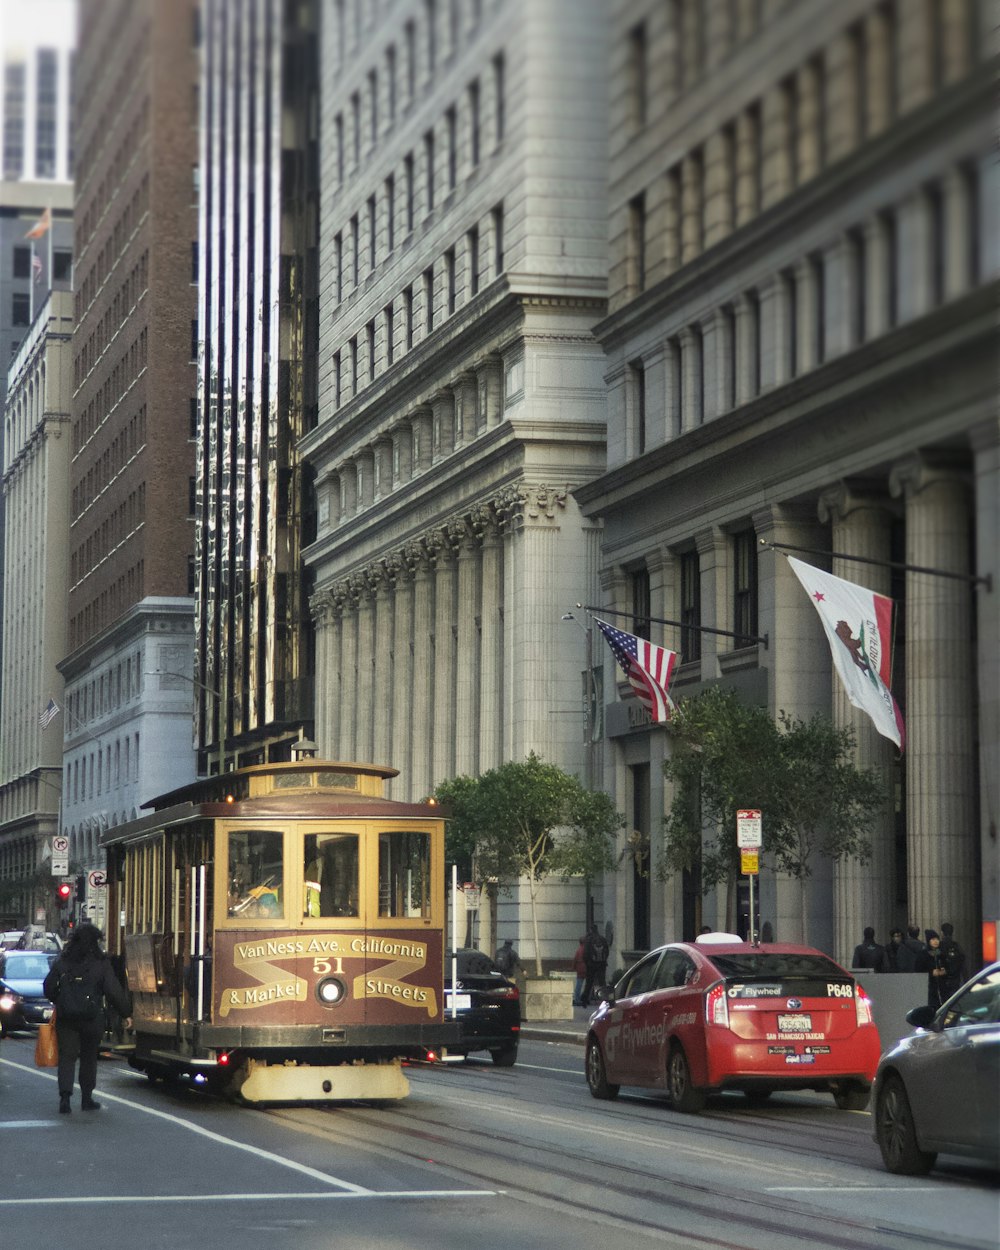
[528,878,543,976]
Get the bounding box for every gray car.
[872,961,1000,1175]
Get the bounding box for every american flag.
[32,253,42,283]
[595,619,677,724]
[39,697,60,729]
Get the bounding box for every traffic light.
[75,874,86,901]
[56,882,72,909]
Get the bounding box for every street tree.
[660,687,886,941]
[435,753,623,975]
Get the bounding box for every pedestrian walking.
[851,926,888,972]
[885,928,912,972]
[902,924,925,966]
[918,930,950,1010]
[42,924,131,1114]
[581,924,610,1007]
[938,922,967,998]
[572,937,588,1006]
[494,939,522,979]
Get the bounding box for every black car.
[0,978,25,1036]
[443,949,520,1066]
[0,951,58,1026]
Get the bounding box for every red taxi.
[585,935,881,1112]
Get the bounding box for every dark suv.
[443,949,521,1066]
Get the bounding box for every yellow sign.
[741,849,759,875]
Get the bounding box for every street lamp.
[561,613,599,765]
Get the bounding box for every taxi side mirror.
[597,985,615,1006]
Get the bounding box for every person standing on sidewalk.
[572,937,587,1006]
[43,924,131,1114]
[581,924,609,1007]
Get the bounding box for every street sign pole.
[737,810,762,946]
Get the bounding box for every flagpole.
[759,539,990,590]
[579,605,768,649]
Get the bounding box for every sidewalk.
[520,1003,594,1046]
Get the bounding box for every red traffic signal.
[56,882,72,907]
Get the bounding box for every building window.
[881,207,898,328]
[446,105,457,191]
[810,252,825,364]
[384,303,394,366]
[492,52,505,144]
[368,68,378,146]
[367,320,376,380]
[335,232,343,302]
[12,292,30,325]
[350,213,359,286]
[630,359,646,455]
[732,529,758,646]
[405,285,414,349]
[367,194,377,270]
[492,203,504,275]
[424,266,435,331]
[404,152,415,233]
[387,46,397,123]
[188,476,197,515]
[405,20,416,101]
[631,568,651,640]
[335,114,344,185]
[333,351,342,406]
[628,193,646,292]
[424,129,435,212]
[468,79,481,167]
[680,551,701,664]
[13,246,30,278]
[385,174,395,253]
[627,22,648,130]
[426,0,437,73]
[350,91,360,166]
[467,224,479,295]
[349,338,358,395]
[445,246,456,314]
[189,397,198,438]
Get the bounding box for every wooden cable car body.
[101,759,458,1102]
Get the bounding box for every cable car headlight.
[316,977,347,1007]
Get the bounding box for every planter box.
[522,974,575,1022]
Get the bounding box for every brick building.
[59,0,201,906]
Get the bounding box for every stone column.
[392,554,415,787]
[864,213,891,339]
[700,316,721,421]
[453,518,481,776]
[795,257,818,373]
[337,581,359,762]
[451,372,477,449]
[431,528,457,784]
[694,527,727,680]
[642,342,667,448]
[703,129,732,248]
[943,165,972,302]
[476,506,503,772]
[392,421,413,485]
[734,109,758,227]
[822,236,851,361]
[761,84,792,210]
[475,355,503,430]
[430,391,455,463]
[734,293,755,406]
[758,274,783,392]
[663,167,681,274]
[824,33,859,163]
[941,0,972,84]
[409,541,435,799]
[680,153,702,264]
[355,571,377,763]
[796,59,823,182]
[753,504,833,949]
[665,337,682,438]
[865,6,893,139]
[410,406,433,474]
[890,456,977,942]
[897,0,935,115]
[680,327,699,432]
[818,485,899,964]
[372,562,395,767]
[898,191,933,322]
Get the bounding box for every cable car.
[101,759,458,1102]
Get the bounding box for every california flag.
[788,556,905,750]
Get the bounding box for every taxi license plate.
[778,1013,811,1032]
[445,993,471,1011]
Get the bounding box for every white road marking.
[0,1190,498,1207]
[0,1056,370,1193]
[0,1120,55,1128]
[768,1185,939,1193]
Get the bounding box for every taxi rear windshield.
[710,953,846,980]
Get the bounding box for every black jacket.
[43,953,131,1022]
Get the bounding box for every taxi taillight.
[855,985,875,1027]
[705,983,730,1027]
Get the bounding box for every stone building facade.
[576,0,997,966]
[303,0,611,963]
[58,0,202,912]
[0,293,73,927]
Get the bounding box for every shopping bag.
[35,1013,58,1067]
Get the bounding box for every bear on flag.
[787,556,905,750]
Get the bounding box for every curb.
[520,1025,588,1046]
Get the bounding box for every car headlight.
[0,994,16,1011]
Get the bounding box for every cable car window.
[227,829,284,918]
[378,831,431,918]
[303,833,359,917]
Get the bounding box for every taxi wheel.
[586,1038,619,1100]
[667,1044,706,1113]
[832,1081,871,1112]
[875,1074,936,1175]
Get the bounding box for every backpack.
[495,946,515,975]
[586,933,609,964]
[57,968,103,1023]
